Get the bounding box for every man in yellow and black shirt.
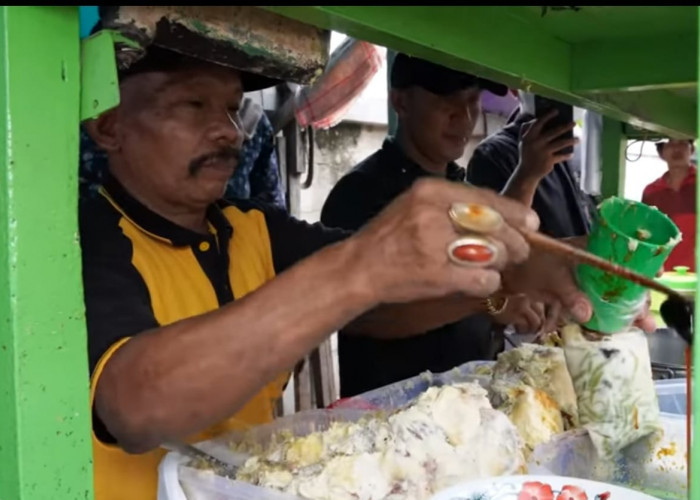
[80,44,608,500]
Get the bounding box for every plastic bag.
[294,37,384,130]
[561,326,662,459]
[161,362,493,500]
[329,360,494,411]
[162,409,369,500]
[164,362,507,500]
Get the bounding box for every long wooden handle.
[522,231,686,301]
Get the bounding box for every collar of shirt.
[100,173,233,247]
[660,165,697,189]
[381,137,466,183]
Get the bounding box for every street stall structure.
[0,5,697,499]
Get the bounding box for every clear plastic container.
[159,409,371,500]
[655,378,687,416]
[329,360,493,411]
[528,415,687,500]
[159,361,501,500]
[159,362,689,500]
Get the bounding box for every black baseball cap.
[90,21,280,92]
[391,53,508,97]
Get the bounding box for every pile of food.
[488,325,662,460]
[185,324,667,500]
[488,343,577,455]
[559,324,661,458]
[234,383,525,500]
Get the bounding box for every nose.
[206,108,243,148]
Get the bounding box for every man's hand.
[501,241,593,331]
[563,236,657,334]
[501,110,579,206]
[491,294,546,334]
[502,235,658,333]
[517,110,579,182]
[632,292,657,333]
[350,178,540,304]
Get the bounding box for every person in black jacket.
[321,54,548,398]
[467,93,594,238]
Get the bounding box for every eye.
[186,100,204,108]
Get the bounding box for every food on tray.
[492,343,579,429]
[560,324,662,458]
[489,380,564,456]
[180,327,670,499]
[234,383,525,500]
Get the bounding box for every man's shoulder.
[321,148,397,229]
[217,197,284,229]
[324,149,391,206]
[78,193,145,275]
[79,192,125,246]
[346,147,390,179]
[473,125,519,158]
[220,195,301,217]
[466,124,520,186]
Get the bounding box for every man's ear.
[389,88,409,119]
[83,109,120,152]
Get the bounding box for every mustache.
[188,146,241,176]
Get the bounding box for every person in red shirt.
[641,138,697,271]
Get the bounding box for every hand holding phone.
[534,96,576,155]
[517,108,579,181]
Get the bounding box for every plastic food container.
[158,361,688,500]
[529,415,687,500]
[157,361,497,500]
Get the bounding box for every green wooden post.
[600,117,626,198]
[0,6,93,500]
[693,7,700,497]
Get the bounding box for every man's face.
[94,63,245,209]
[661,139,694,165]
[396,86,481,164]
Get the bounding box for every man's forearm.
[95,238,375,453]
[502,167,541,206]
[345,294,489,338]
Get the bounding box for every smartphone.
[534,95,575,155]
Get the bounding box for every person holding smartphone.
[467,91,594,239]
[320,55,549,398]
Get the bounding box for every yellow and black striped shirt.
[79,174,347,500]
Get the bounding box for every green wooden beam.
[572,34,696,93]
[582,89,696,140]
[265,6,696,139]
[0,6,93,500]
[600,117,626,199]
[263,6,571,92]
